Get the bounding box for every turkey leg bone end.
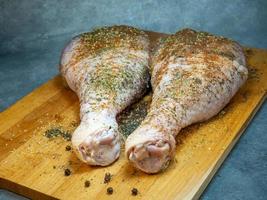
[72,117,120,166]
[126,127,176,173]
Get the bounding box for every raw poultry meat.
[60,26,150,166]
[125,29,248,173]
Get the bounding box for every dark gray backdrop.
[0,1,266,200]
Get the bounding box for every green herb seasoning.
[45,128,62,138]
[117,93,151,138]
[68,25,148,68]
[44,127,72,141]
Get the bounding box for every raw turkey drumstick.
[125,29,248,173]
[60,26,150,166]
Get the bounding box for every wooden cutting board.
[0,31,267,200]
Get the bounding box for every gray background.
[0,0,266,199]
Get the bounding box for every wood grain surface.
[0,31,266,200]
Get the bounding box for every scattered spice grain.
[104,172,112,184]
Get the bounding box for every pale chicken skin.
[125,29,248,173]
[60,26,150,166]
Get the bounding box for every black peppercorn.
[107,187,113,195]
[84,180,90,188]
[131,188,138,196]
[65,145,72,151]
[64,169,71,176]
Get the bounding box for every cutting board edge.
[0,177,57,200]
[191,94,267,200]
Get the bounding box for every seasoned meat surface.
[60,25,150,166]
[125,29,248,173]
